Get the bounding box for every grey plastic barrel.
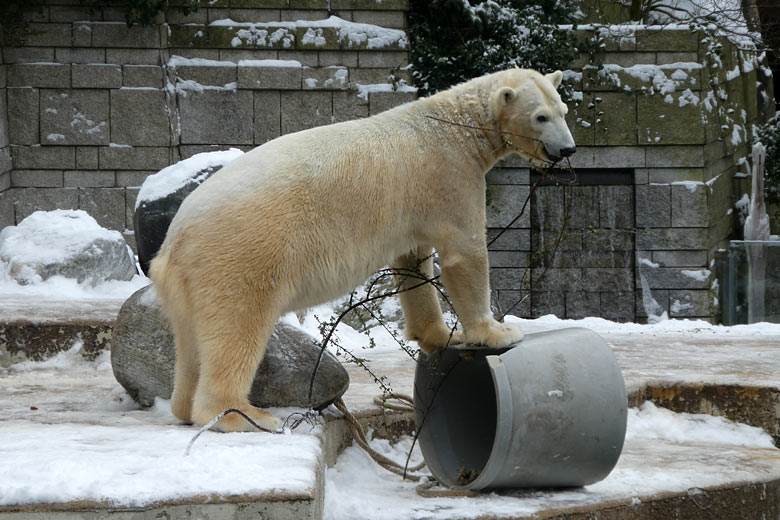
[414,327,627,490]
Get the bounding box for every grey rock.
[111,284,350,410]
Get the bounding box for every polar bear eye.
[536,114,549,123]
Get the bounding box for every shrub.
[407,0,584,96]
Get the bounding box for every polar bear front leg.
[438,246,524,348]
[394,247,463,354]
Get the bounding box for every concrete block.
[567,185,599,228]
[567,92,595,147]
[11,145,76,169]
[283,9,329,21]
[106,49,160,65]
[635,287,669,318]
[55,48,106,64]
[669,289,710,317]
[318,51,358,68]
[124,188,139,233]
[79,187,126,231]
[178,88,254,144]
[331,0,408,10]
[13,187,79,221]
[72,64,122,88]
[600,291,635,321]
[207,25,296,50]
[221,49,282,63]
[0,171,10,192]
[531,268,582,292]
[488,250,530,268]
[332,90,369,122]
[280,90,332,134]
[349,67,394,85]
[486,184,530,228]
[7,87,39,145]
[99,146,171,170]
[49,5,94,22]
[72,148,100,171]
[647,167,705,183]
[530,290,565,318]
[646,145,704,168]
[0,191,14,229]
[638,266,710,290]
[288,0,329,8]
[0,150,12,178]
[3,47,55,64]
[655,51,698,65]
[19,23,72,47]
[492,290,530,318]
[174,63,237,86]
[486,228,530,251]
[72,23,93,47]
[652,250,707,267]
[123,65,164,88]
[634,168,649,184]
[368,90,416,115]
[580,268,634,292]
[671,183,708,227]
[352,10,406,29]
[593,92,637,146]
[254,90,281,144]
[636,227,708,250]
[357,51,408,69]
[222,8,280,23]
[567,146,645,169]
[92,22,161,48]
[635,184,671,227]
[600,52,655,68]
[40,89,109,145]
[489,268,529,291]
[11,169,64,187]
[598,185,633,228]
[165,7,208,24]
[565,291,601,319]
[637,92,705,145]
[238,64,301,89]
[110,89,172,146]
[8,63,70,88]
[116,170,153,187]
[302,67,348,90]
[635,27,699,52]
[486,168,530,185]
[275,50,318,67]
[64,170,116,187]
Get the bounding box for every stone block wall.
[486,27,761,322]
[0,0,414,248]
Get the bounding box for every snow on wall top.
[0,210,123,266]
[135,149,244,209]
[209,16,408,50]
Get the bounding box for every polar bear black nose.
[560,146,577,158]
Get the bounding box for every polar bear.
[150,68,576,432]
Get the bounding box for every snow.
[135,148,244,209]
[209,16,407,50]
[355,83,418,101]
[0,210,122,266]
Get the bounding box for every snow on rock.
[135,149,244,209]
[355,82,417,101]
[0,210,136,286]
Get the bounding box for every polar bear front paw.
[464,320,524,348]
[409,324,464,354]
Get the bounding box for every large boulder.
[0,210,136,285]
[134,149,244,274]
[112,284,349,410]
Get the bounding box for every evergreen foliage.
[757,114,780,204]
[407,0,585,96]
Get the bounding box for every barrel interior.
[415,350,502,487]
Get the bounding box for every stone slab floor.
[1,306,780,519]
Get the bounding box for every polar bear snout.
[544,144,577,162]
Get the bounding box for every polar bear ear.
[497,86,516,105]
[545,70,563,89]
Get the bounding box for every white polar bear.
[150,68,576,432]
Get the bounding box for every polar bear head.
[491,69,576,165]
